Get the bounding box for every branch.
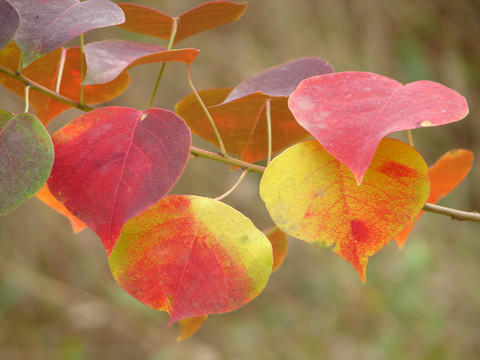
[422,203,480,223]
[0,64,93,112]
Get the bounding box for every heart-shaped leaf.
[36,183,86,233]
[264,226,288,272]
[48,107,191,255]
[0,42,130,124]
[117,1,247,45]
[0,0,20,50]
[288,71,469,184]
[10,0,125,67]
[83,39,199,84]
[109,195,272,324]
[260,138,430,282]
[224,57,334,103]
[395,149,473,248]
[0,111,54,215]
[176,88,311,163]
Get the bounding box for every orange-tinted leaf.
[0,112,54,215]
[0,0,19,50]
[224,57,334,103]
[83,40,199,84]
[0,42,130,124]
[117,2,246,45]
[10,0,125,67]
[48,107,191,255]
[395,149,473,248]
[109,195,272,324]
[288,72,469,184]
[260,138,430,282]
[177,315,208,341]
[263,226,288,272]
[35,183,86,233]
[176,88,311,163]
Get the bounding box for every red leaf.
[0,0,20,50]
[9,0,125,67]
[117,1,247,44]
[224,57,334,103]
[288,72,469,184]
[83,40,199,84]
[395,149,474,248]
[0,42,130,124]
[109,195,272,324]
[48,107,191,255]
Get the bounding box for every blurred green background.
[1,0,480,359]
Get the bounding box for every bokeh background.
[1,0,480,359]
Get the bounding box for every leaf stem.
[407,129,414,147]
[0,65,93,112]
[24,85,30,113]
[55,48,67,93]
[422,203,480,223]
[186,66,227,156]
[79,34,85,107]
[147,17,178,109]
[265,99,273,164]
[190,146,264,173]
[214,169,248,201]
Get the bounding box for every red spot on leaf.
[379,161,417,179]
[350,219,369,243]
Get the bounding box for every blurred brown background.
[1,0,480,359]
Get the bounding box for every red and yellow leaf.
[395,149,474,248]
[9,0,125,66]
[288,71,469,184]
[35,184,86,233]
[176,88,311,164]
[108,195,272,324]
[48,107,191,255]
[263,226,288,272]
[0,42,130,124]
[117,2,247,45]
[0,111,54,215]
[177,315,209,341]
[83,40,199,85]
[259,138,430,282]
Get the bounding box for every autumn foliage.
[0,0,475,339]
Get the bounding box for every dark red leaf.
[224,57,334,103]
[0,0,20,50]
[288,71,469,184]
[9,0,125,66]
[48,107,191,255]
[83,40,199,84]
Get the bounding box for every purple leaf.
[0,0,20,50]
[9,0,125,67]
[224,57,334,103]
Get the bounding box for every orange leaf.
[177,315,208,341]
[260,138,430,282]
[0,42,130,124]
[117,2,247,44]
[264,226,288,272]
[176,88,311,163]
[35,184,86,234]
[395,149,473,248]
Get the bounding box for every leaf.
[264,226,288,272]
[117,1,247,45]
[9,0,125,67]
[177,315,208,341]
[288,71,469,184]
[36,183,86,233]
[224,57,334,103]
[0,42,130,124]
[0,111,54,215]
[259,138,430,282]
[48,107,191,255]
[83,40,199,85]
[395,149,473,248]
[0,0,20,50]
[176,88,311,164]
[109,195,272,324]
